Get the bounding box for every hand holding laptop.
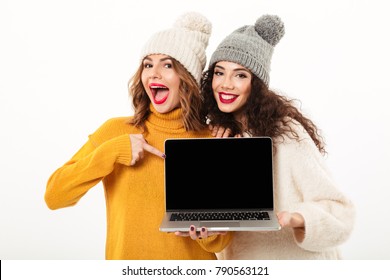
[174,225,228,240]
[277,211,305,242]
[173,212,303,239]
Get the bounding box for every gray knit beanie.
[140,12,212,84]
[209,15,285,85]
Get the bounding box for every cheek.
[141,72,148,87]
[242,84,251,98]
[173,77,181,90]
[166,72,180,89]
[211,79,218,91]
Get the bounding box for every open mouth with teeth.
[218,92,238,104]
[150,83,169,105]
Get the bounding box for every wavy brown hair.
[201,64,326,154]
[127,57,207,133]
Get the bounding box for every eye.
[164,63,173,69]
[214,71,223,76]
[143,63,152,69]
[237,73,249,79]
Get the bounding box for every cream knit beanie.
[140,12,212,84]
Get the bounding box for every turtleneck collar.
[147,104,186,131]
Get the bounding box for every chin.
[153,103,174,114]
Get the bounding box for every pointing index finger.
[143,143,166,159]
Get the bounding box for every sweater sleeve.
[45,127,131,210]
[281,125,355,252]
[196,232,234,253]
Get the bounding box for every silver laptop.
[159,137,281,232]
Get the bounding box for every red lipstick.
[218,92,238,104]
[150,83,169,104]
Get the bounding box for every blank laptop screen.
[164,137,274,211]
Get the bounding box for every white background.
[1,0,389,260]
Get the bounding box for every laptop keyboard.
[170,211,270,221]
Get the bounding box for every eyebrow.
[143,56,173,63]
[215,64,251,73]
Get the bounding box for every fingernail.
[201,227,206,232]
[190,226,195,231]
[162,154,166,159]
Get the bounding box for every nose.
[149,68,161,79]
[221,76,234,90]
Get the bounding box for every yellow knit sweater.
[45,106,232,259]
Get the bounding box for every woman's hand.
[175,225,227,240]
[209,125,232,138]
[129,134,165,165]
[277,211,306,242]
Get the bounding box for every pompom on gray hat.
[209,15,285,85]
[140,12,212,84]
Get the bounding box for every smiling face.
[141,54,181,114]
[212,61,252,121]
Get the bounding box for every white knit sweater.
[217,121,355,260]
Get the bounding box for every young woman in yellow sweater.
[45,12,231,260]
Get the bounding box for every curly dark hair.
[201,64,326,154]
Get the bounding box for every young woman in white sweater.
[201,14,355,259]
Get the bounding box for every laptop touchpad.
[200,222,240,228]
